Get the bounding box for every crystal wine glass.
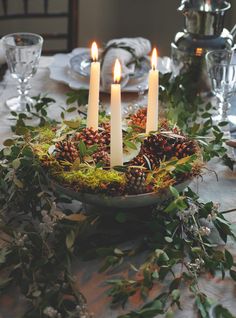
[206,49,236,124]
[2,33,43,112]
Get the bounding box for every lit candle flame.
[114,59,121,84]
[151,48,158,70]
[91,41,98,62]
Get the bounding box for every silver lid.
[179,0,231,13]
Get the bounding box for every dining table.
[0,55,236,318]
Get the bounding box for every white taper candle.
[87,42,100,130]
[146,48,159,134]
[110,59,123,167]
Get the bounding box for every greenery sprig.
[159,72,234,169]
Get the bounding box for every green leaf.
[152,270,159,279]
[218,121,229,127]
[0,248,11,264]
[155,249,169,265]
[32,290,41,297]
[124,140,137,150]
[138,299,164,315]
[3,139,15,147]
[210,304,236,318]
[202,112,212,118]
[222,154,235,171]
[169,277,181,292]
[169,186,179,198]
[87,144,98,155]
[195,293,213,318]
[164,236,173,243]
[67,107,77,113]
[171,289,180,301]
[3,148,12,156]
[66,89,89,106]
[13,177,24,189]
[191,247,203,254]
[12,158,21,170]
[114,248,124,256]
[230,270,236,281]
[66,230,76,250]
[78,140,87,157]
[224,250,234,269]
[165,310,174,318]
[64,119,81,129]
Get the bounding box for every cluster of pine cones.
[129,109,197,171]
[50,110,198,195]
[54,125,111,166]
[130,133,197,170]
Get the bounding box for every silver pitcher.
[171,0,234,92]
[179,0,231,36]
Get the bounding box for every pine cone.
[129,151,158,170]
[102,182,125,196]
[40,155,56,168]
[174,139,197,159]
[92,150,110,166]
[159,120,182,135]
[125,168,148,195]
[128,108,147,131]
[74,127,109,151]
[143,133,197,163]
[74,128,100,146]
[144,133,176,161]
[99,123,111,148]
[54,140,79,163]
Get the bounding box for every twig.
[220,208,236,215]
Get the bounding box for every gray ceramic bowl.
[49,178,191,209]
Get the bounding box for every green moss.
[36,127,56,144]
[56,167,125,192]
[33,143,51,157]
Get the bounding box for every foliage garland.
[0,73,236,318]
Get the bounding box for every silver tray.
[49,177,191,209]
[69,51,150,79]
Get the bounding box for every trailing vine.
[0,72,236,318]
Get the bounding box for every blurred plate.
[48,48,173,93]
[70,51,150,79]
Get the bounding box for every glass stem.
[219,100,230,121]
[17,80,31,103]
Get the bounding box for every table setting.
[0,1,236,318]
